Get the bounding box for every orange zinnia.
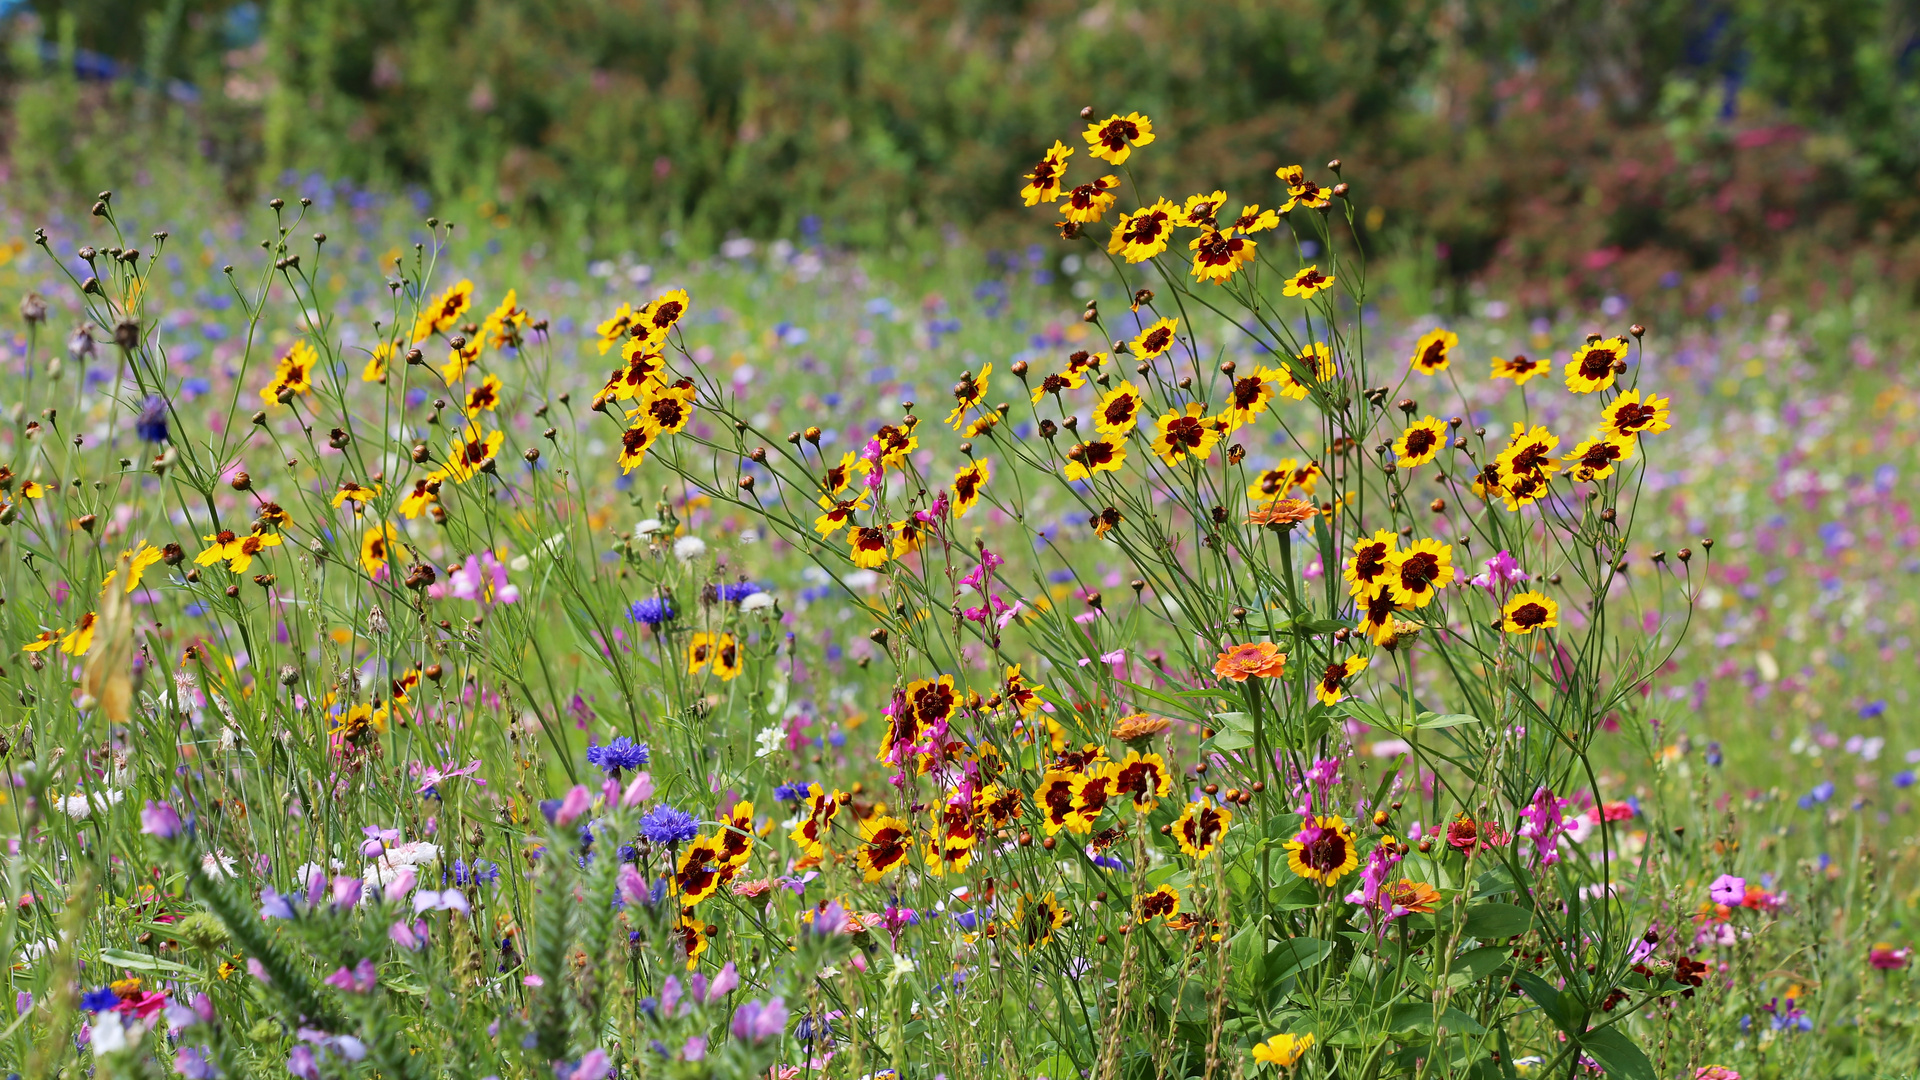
[1247,498,1319,530]
[1212,642,1288,682]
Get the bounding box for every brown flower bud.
[230,471,251,491]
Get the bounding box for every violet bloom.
[1708,874,1746,907]
[1469,550,1530,591]
[322,959,379,994]
[288,1046,321,1080]
[586,736,650,776]
[707,961,739,1001]
[330,876,364,909]
[449,551,520,605]
[135,395,170,444]
[140,800,184,839]
[259,888,296,920]
[390,919,428,951]
[176,1047,216,1079]
[568,1049,612,1080]
[1517,787,1571,867]
[730,996,789,1043]
[638,805,699,845]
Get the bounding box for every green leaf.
[1462,902,1533,940]
[1443,945,1513,988]
[1207,710,1255,751]
[1579,1027,1657,1080]
[1416,711,1482,729]
[1341,699,1396,730]
[1389,1003,1487,1036]
[1262,936,1332,992]
[98,948,201,977]
[1511,971,1574,1035]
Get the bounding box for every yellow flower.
[1220,367,1283,430]
[1060,175,1120,224]
[362,342,393,384]
[1064,439,1125,481]
[261,340,318,406]
[1149,403,1221,466]
[1252,1032,1314,1069]
[359,523,403,578]
[711,633,742,682]
[857,815,914,881]
[1174,190,1228,229]
[1408,328,1457,375]
[1282,265,1335,298]
[1386,538,1454,608]
[1565,335,1630,394]
[1491,354,1546,385]
[1174,799,1232,858]
[411,279,473,341]
[814,492,869,537]
[627,381,698,436]
[1275,342,1336,399]
[617,423,660,474]
[1344,530,1400,597]
[100,541,165,594]
[1284,815,1357,884]
[1093,381,1145,435]
[1230,205,1281,233]
[1108,200,1178,264]
[223,529,282,574]
[638,289,691,343]
[398,474,443,519]
[60,612,98,656]
[1011,891,1067,949]
[479,289,531,351]
[848,524,893,569]
[1190,228,1256,284]
[444,425,504,483]
[1502,590,1559,634]
[1564,434,1635,480]
[951,460,989,518]
[1083,112,1154,165]
[331,481,382,511]
[1313,655,1368,705]
[1019,141,1073,206]
[464,373,504,415]
[1131,317,1179,360]
[21,630,60,653]
[944,362,993,431]
[1600,388,1672,440]
[1276,165,1332,212]
[595,303,638,354]
[440,338,481,383]
[686,632,716,674]
[1393,416,1448,467]
[1494,423,1561,491]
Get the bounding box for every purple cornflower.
[730,996,789,1043]
[715,581,763,603]
[586,735,650,775]
[449,552,519,605]
[79,987,121,1013]
[637,805,699,846]
[1517,786,1571,867]
[135,395,170,443]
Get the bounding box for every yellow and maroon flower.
[1012,891,1067,950]
[1137,883,1181,921]
[1131,317,1179,359]
[1501,590,1559,634]
[1564,335,1630,394]
[1174,799,1232,859]
[1083,112,1155,165]
[1230,204,1281,233]
[1393,416,1448,468]
[857,815,913,881]
[945,362,993,430]
[1564,434,1635,481]
[1386,538,1454,608]
[951,460,989,518]
[1600,389,1672,440]
[1314,655,1368,706]
[1282,264,1335,299]
[1173,190,1228,229]
[412,278,473,341]
[1060,175,1120,224]
[1408,328,1457,375]
[1493,423,1561,491]
[1284,815,1357,884]
[464,373,503,415]
[1189,228,1255,284]
[1108,200,1178,264]
[1491,354,1546,385]
[1094,381,1145,434]
[1220,367,1282,430]
[1020,140,1073,206]
[1035,770,1079,836]
[1067,765,1118,834]
[849,524,893,569]
[444,424,504,483]
[1111,749,1172,812]
[1344,530,1400,597]
[1276,165,1332,212]
[1149,403,1220,466]
[617,422,660,473]
[1063,438,1126,481]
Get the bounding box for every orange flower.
[1246,498,1318,530]
[1212,642,1287,682]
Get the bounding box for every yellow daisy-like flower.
[951,460,989,518]
[1502,590,1559,634]
[59,612,98,656]
[1064,439,1126,481]
[1563,434,1635,481]
[1386,537,1455,608]
[1313,655,1368,706]
[1276,165,1332,212]
[1252,1032,1314,1069]
[222,530,282,574]
[1028,366,1086,404]
[1173,799,1232,859]
[1093,381,1145,435]
[1230,205,1281,234]
[848,524,893,569]
[411,279,473,341]
[1174,190,1228,229]
[1020,141,1073,206]
[464,373,504,415]
[331,481,381,512]
[1136,883,1180,921]
[1012,891,1067,951]
[1108,200,1178,264]
[359,523,403,578]
[639,288,691,342]
[1189,228,1256,284]
[260,340,317,406]
[856,815,914,882]
[362,342,393,384]
[22,630,61,653]
[480,289,531,351]
[100,541,165,594]
[440,338,481,383]
[813,492,869,537]
[1130,317,1179,360]
[443,425,504,483]
[1274,342,1336,400]
[1284,815,1357,885]
[1393,416,1448,467]
[628,381,698,436]
[616,423,659,474]
[1220,367,1283,430]
[398,475,442,520]
[1149,402,1221,467]
[1344,530,1400,597]
[594,303,638,355]
[1565,335,1630,394]
[1282,265,1335,299]
[1060,175,1120,224]
[1083,112,1154,165]
[711,633,742,682]
[944,362,994,431]
[1494,423,1561,491]
[1600,388,1672,440]
[1408,328,1457,375]
[1490,354,1546,385]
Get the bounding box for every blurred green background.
[6,0,1920,298]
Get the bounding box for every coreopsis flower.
[818,451,858,497]
[1274,342,1336,399]
[813,493,869,536]
[1212,642,1288,682]
[1173,190,1227,228]
[686,633,716,674]
[1149,403,1220,466]
[945,362,993,430]
[1251,1032,1313,1068]
[60,612,98,656]
[1501,590,1559,634]
[1136,884,1180,921]
[1012,891,1067,950]
[440,338,481,382]
[1067,765,1118,833]
[1564,435,1635,480]
[361,342,393,383]
[1110,749,1171,812]
[1109,200,1177,263]
[412,279,473,341]
[261,340,317,406]
[1601,388,1672,440]
[332,481,381,512]
[1564,335,1630,393]
[1230,204,1281,233]
[1314,655,1368,705]
[951,460,989,517]
[1093,381,1145,434]
[196,529,239,568]
[617,423,661,473]
[443,424,504,482]
[21,630,60,653]
[100,541,165,594]
[1393,416,1448,467]
[1019,141,1073,206]
[1493,423,1561,491]
[1344,531,1400,597]
[480,289,531,350]
[1060,175,1120,224]
[1131,316,1179,359]
[1285,815,1358,884]
[1408,327,1457,374]
[711,634,742,681]
[1386,538,1454,608]
[1490,353,1545,384]
[1276,165,1331,211]
[463,373,503,415]
[638,288,691,344]
[1189,228,1255,284]
[398,475,442,519]
[1083,111,1154,165]
[596,347,667,407]
[1173,799,1232,858]
[848,524,893,568]
[222,529,282,573]
[594,303,638,354]
[1028,366,1085,403]
[359,524,403,578]
[1220,367,1283,429]
[1282,264,1335,299]
[630,380,697,436]
[674,838,729,905]
[1063,438,1125,480]
[857,816,913,881]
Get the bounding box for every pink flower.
[382,867,417,902]
[1694,1068,1741,1080]
[1707,875,1746,906]
[553,784,593,826]
[449,551,520,605]
[1516,786,1570,867]
[139,801,183,838]
[322,959,379,994]
[1870,943,1911,970]
[1469,550,1530,590]
[622,772,656,807]
[390,919,428,951]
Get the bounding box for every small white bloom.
[884,954,918,989]
[634,518,663,539]
[673,536,708,562]
[740,592,776,613]
[55,789,124,819]
[738,527,760,544]
[90,1011,133,1054]
[201,852,237,878]
[508,553,531,572]
[755,725,785,759]
[840,569,879,591]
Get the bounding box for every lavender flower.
[637,805,699,845]
[449,551,520,605]
[140,800,184,838]
[730,996,789,1043]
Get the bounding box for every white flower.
[740,592,776,613]
[54,788,124,819]
[509,553,531,572]
[673,536,708,562]
[386,841,441,866]
[884,953,918,989]
[840,569,879,591]
[754,725,785,759]
[201,852,237,878]
[90,1011,134,1055]
[634,518,663,539]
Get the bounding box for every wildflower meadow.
[0,106,1916,1080]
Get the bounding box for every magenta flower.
[449,551,520,605]
[1707,874,1746,906]
[553,784,593,826]
[1516,786,1570,867]
[140,800,184,839]
[322,959,379,994]
[1469,550,1530,591]
[389,919,428,951]
[731,996,789,1043]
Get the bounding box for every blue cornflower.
[1861,700,1888,720]
[134,395,169,443]
[585,735,649,775]
[717,581,763,603]
[773,781,811,803]
[629,597,675,625]
[79,986,121,1013]
[637,805,699,846]
[453,858,501,886]
[1797,781,1837,810]
[1897,771,1916,789]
